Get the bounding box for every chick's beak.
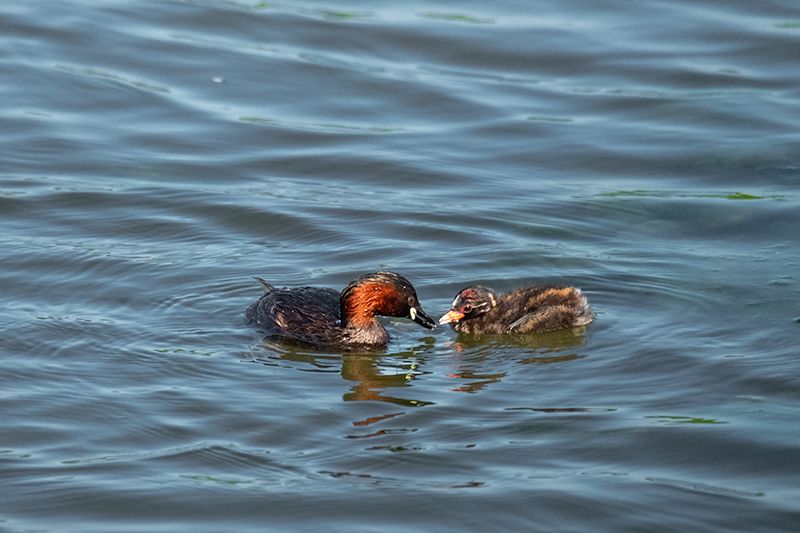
[438,310,464,325]
[409,307,436,329]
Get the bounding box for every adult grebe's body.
[247,271,435,348]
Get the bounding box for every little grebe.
[439,284,593,334]
[246,271,435,348]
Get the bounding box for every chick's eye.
[462,305,472,313]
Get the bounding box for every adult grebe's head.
[340,271,435,329]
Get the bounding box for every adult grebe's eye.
[462,305,472,313]
[408,296,415,306]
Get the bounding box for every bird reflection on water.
[250,322,590,402]
[251,337,435,407]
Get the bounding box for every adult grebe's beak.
[409,307,436,329]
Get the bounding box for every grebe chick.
[439,284,593,335]
[246,271,435,349]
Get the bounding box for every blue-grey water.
[2,0,799,531]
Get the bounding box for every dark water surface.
[2,0,800,531]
